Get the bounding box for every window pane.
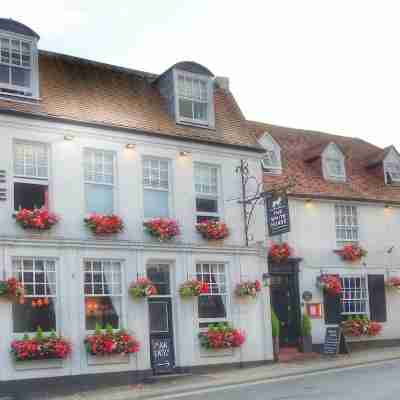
[85,296,121,330]
[198,295,227,319]
[194,102,207,121]
[13,300,56,333]
[0,64,9,84]
[179,98,193,119]
[147,264,170,295]
[11,67,30,87]
[86,184,113,214]
[144,189,169,218]
[149,302,169,332]
[196,197,218,213]
[14,182,47,210]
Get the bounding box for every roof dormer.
[0,18,39,99]
[322,142,346,182]
[383,146,400,185]
[258,132,282,174]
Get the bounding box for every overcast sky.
[5,1,400,148]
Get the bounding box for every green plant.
[271,310,280,338]
[301,314,312,337]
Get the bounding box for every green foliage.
[49,329,57,339]
[301,314,312,337]
[105,323,113,335]
[94,323,102,335]
[35,326,44,341]
[271,310,280,338]
[23,333,29,341]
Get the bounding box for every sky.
[4,0,400,148]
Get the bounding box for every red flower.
[318,275,342,296]
[14,208,59,231]
[179,279,209,297]
[199,324,246,349]
[0,277,25,303]
[269,243,291,263]
[143,218,180,241]
[196,221,229,241]
[235,280,263,298]
[84,214,124,235]
[336,245,367,262]
[129,278,158,298]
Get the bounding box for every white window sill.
[0,91,41,102]
[87,352,131,366]
[177,120,215,130]
[263,168,282,175]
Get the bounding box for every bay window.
[84,259,122,330]
[84,149,115,215]
[13,141,49,210]
[12,257,57,333]
[143,157,170,218]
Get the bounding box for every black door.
[270,274,300,346]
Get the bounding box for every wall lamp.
[125,143,136,149]
[384,204,392,209]
[64,134,74,141]
[179,150,191,157]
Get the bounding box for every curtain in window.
[144,189,169,218]
[86,184,113,214]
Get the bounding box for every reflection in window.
[84,260,122,330]
[12,257,56,333]
[147,264,170,295]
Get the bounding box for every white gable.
[322,142,346,182]
[258,132,282,174]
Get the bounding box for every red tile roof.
[247,120,400,204]
[0,51,263,153]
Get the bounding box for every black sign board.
[323,326,350,356]
[266,192,290,236]
[150,338,174,373]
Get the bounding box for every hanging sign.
[150,337,174,373]
[265,192,290,236]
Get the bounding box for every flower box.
[179,279,209,298]
[341,316,382,337]
[84,214,124,235]
[269,242,291,263]
[386,277,400,291]
[11,328,71,362]
[14,208,59,231]
[84,325,140,357]
[199,323,245,350]
[129,277,157,299]
[235,280,262,298]
[316,275,342,296]
[335,244,367,262]
[0,278,25,303]
[195,220,229,241]
[143,218,179,241]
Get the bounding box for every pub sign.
[265,192,290,236]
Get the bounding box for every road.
[152,359,400,400]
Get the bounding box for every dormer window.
[322,143,346,182]
[385,162,400,184]
[258,132,282,174]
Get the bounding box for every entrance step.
[278,347,319,363]
[144,372,193,384]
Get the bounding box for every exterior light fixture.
[64,134,74,141]
[126,143,135,149]
[385,204,392,209]
[179,150,191,157]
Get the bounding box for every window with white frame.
[384,161,400,184]
[262,150,280,171]
[84,260,122,330]
[196,262,227,327]
[143,157,170,218]
[175,70,213,126]
[84,149,115,215]
[258,133,282,174]
[12,257,57,333]
[194,163,220,223]
[340,276,368,315]
[13,141,49,210]
[335,204,358,245]
[0,36,35,96]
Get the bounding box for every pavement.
[24,346,400,400]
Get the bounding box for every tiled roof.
[247,120,400,204]
[0,51,263,153]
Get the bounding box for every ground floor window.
[12,257,57,333]
[84,259,122,330]
[196,262,227,327]
[340,276,368,315]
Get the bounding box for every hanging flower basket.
[195,220,229,241]
[84,214,124,235]
[386,277,400,291]
[129,277,157,299]
[143,218,179,241]
[84,324,140,356]
[199,323,245,349]
[0,277,25,303]
[235,280,262,298]
[31,297,50,308]
[316,275,342,296]
[11,327,71,361]
[14,208,59,231]
[269,243,291,263]
[179,279,209,298]
[341,316,382,337]
[335,244,367,262]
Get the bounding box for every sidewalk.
[35,346,400,400]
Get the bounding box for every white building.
[0,19,273,388]
[250,120,400,350]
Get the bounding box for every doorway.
[147,263,175,375]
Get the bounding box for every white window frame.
[196,262,229,326]
[12,256,58,334]
[384,161,400,184]
[335,204,359,246]
[194,163,221,222]
[83,258,124,332]
[0,30,39,98]
[340,275,369,316]
[258,132,282,175]
[84,148,116,215]
[142,156,172,219]
[13,140,50,211]
[173,69,214,128]
[322,143,346,182]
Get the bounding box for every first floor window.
[12,257,57,333]
[84,260,122,330]
[335,204,358,246]
[197,262,227,327]
[341,276,368,315]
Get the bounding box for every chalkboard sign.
[150,338,174,373]
[323,326,350,356]
[266,192,290,237]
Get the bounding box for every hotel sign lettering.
[266,192,290,236]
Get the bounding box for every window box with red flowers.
[341,316,382,338]
[199,323,245,353]
[11,327,71,362]
[316,275,342,296]
[235,280,262,298]
[143,218,179,241]
[14,208,59,231]
[268,243,291,263]
[195,220,229,241]
[386,277,400,292]
[179,279,209,298]
[0,277,25,303]
[84,214,124,235]
[129,277,157,299]
[335,244,367,262]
